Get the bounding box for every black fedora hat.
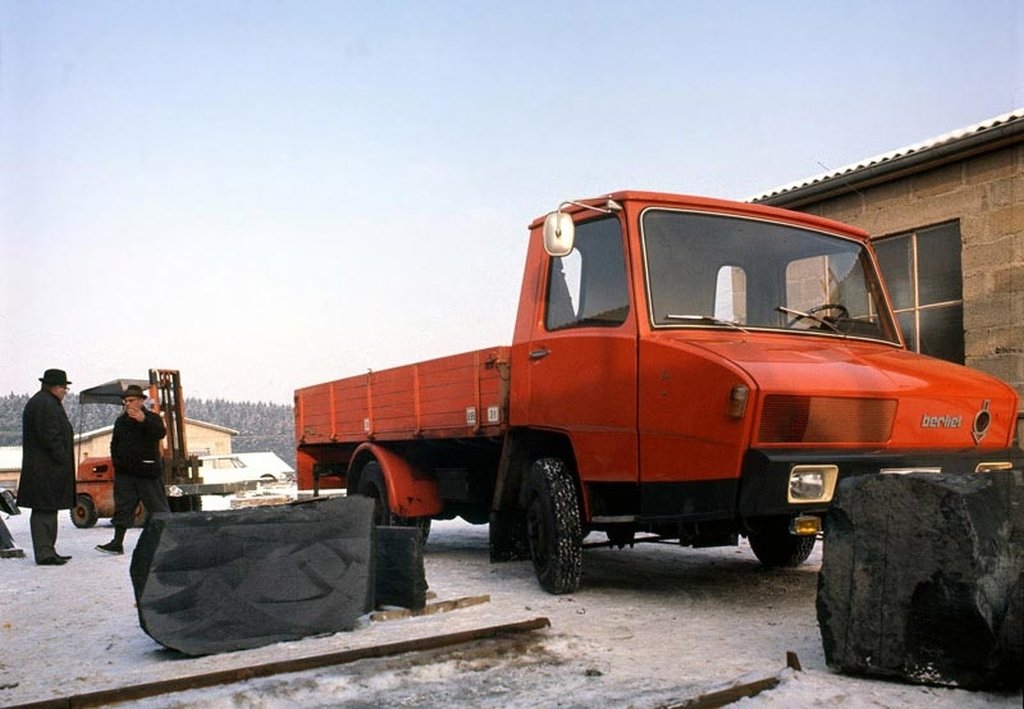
[39,369,71,386]
[121,384,148,400]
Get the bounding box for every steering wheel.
[807,303,849,320]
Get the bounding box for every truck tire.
[357,461,431,542]
[748,519,816,568]
[71,494,98,529]
[522,458,583,594]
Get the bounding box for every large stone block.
[131,495,376,656]
[817,471,1023,689]
[374,526,427,610]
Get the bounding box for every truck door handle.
[529,348,550,360]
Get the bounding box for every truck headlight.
[787,465,838,504]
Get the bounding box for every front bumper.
[738,447,1024,518]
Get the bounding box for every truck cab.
[502,192,1020,590]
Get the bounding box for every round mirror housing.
[543,211,575,257]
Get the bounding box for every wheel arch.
[348,442,443,518]
[495,428,586,518]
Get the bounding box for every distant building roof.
[0,446,21,473]
[751,108,1024,207]
[74,418,238,444]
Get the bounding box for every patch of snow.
[0,513,1019,707]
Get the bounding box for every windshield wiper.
[665,314,750,333]
[775,306,843,335]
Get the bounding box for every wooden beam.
[371,595,490,622]
[15,617,551,709]
[661,676,781,709]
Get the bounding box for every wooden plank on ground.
[14,616,551,709]
[660,676,780,709]
[659,651,800,709]
[371,595,490,622]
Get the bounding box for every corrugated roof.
[750,108,1024,204]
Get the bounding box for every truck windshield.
[641,209,900,344]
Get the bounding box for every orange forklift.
[71,368,254,528]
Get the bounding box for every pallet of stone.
[129,497,437,655]
[130,494,376,656]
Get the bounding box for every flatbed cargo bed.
[295,347,511,447]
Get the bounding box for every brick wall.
[787,145,1024,417]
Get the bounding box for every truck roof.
[529,190,871,241]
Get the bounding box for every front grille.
[758,395,896,444]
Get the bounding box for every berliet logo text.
[921,414,962,428]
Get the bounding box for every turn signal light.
[728,385,749,418]
[790,515,822,536]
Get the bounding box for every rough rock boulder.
[131,495,376,656]
[817,470,1023,690]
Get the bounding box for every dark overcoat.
[111,409,166,478]
[19,388,76,510]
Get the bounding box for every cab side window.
[545,217,630,331]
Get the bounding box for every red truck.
[295,191,1022,594]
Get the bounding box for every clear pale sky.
[2,1,1021,404]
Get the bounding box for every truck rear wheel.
[748,519,816,568]
[522,458,583,594]
[71,494,97,529]
[357,461,431,542]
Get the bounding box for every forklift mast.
[149,369,202,486]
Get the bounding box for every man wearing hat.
[96,384,171,555]
[19,369,76,565]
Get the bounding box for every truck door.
[525,216,639,509]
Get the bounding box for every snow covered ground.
[1,507,1020,708]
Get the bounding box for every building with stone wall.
[753,110,1023,443]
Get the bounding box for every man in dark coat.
[20,368,76,565]
[96,384,170,555]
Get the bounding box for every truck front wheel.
[748,519,816,568]
[357,461,431,542]
[522,458,583,594]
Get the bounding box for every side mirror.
[543,211,574,257]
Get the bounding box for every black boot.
[96,526,126,555]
